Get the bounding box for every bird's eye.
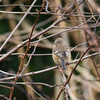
[58,41,61,43]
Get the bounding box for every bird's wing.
[54,51,63,59]
[64,50,69,59]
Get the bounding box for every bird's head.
[54,38,65,46]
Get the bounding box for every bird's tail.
[61,60,66,70]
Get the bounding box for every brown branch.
[88,38,100,80]
[9,2,45,100]
[55,45,92,100]
[20,34,43,74]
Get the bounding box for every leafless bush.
[0,0,100,100]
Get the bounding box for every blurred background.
[0,0,100,100]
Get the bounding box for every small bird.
[52,38,71,70]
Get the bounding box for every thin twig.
[0,81,60,88]
[0,70,16,76]
[0,94,9,100]
[20,34,43,74]
[26,84,46,100]
[0,0,37,52]
[0,52,100,81]
[0,84,12,89]
[0,66,58,81]
[0,9,93,62]
[9,1,45,100]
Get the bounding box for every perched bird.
[52,38,71,70]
